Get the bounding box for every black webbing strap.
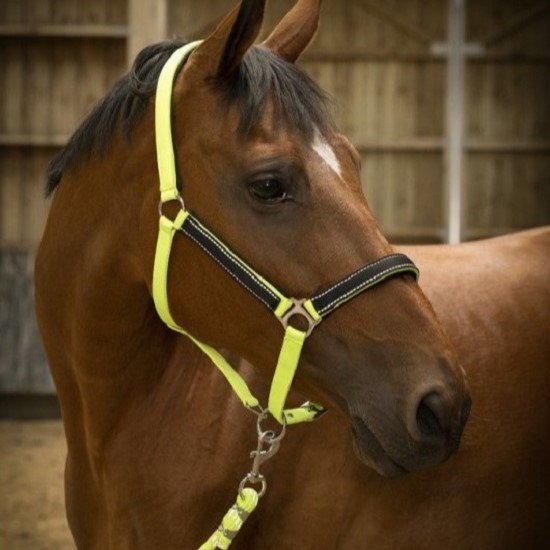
[180,214,419,323]
[311,253,419,316]
[181,215,282,313]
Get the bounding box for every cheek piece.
[152,42,419,549]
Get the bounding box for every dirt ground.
[0,420,74,549]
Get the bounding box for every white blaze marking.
[312,130,342,178]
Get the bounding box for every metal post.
[446,0,465,243]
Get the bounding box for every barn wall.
[0,0,128,392]
[0,0,549,393]
[464,0,550,238]
[169,0,550,240]
[170,0,450,240]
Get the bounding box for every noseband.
[152,42,419,548]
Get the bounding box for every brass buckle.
[279,298,321,337]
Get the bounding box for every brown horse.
[35,0,549,548]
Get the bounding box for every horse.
[34,0,550,548]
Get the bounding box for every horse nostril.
[416,392,447,441]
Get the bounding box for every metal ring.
[239,473,267,499]
[158,194,185,217]
[279,299,321,337]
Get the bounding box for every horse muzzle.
[349,377,472,478]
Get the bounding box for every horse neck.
[40,129,266,473]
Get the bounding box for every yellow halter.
[152,41,419,548]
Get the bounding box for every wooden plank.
[105,0,128,26]
[301,52,445,63]
[2,40,24,134]
[77,40,109,118]
[301,51,550,63]
[362,152,444,236]
[355,138,444,152]
[128,0,169,66]
[51,0,78,25]
[467,53,550,63]
[29,0,52,25]
[1,0,26,25]
[0,134,68,146]
[0,148,23,245]
[466,63,550,142]
[80,0,105,26]
[389,228,446,244]
[465,154,550,232]
[50,39,78,137]
[0,24,129,37]
[25,41,52,137]
[168,0,231,39]
[481,1,550,47]
[22,151,51,246]
[465,140,550,153]
[350,0,435,46]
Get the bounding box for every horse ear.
[187,0,266,81]
[262,0,322,63]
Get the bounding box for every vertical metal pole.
[446,0,465,243]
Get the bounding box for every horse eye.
[249,178,287,203]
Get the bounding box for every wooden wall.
[0,0,128,392]
[1,0,549,393]
[464,0,550,238]
[170,0,550,241]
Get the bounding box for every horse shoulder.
[394,228,550,547]
[399,226,550,338]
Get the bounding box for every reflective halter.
[152,41,419,425]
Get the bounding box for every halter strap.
[152,43,419,426]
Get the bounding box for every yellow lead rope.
[198,488,260,550]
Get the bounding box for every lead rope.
[199,409,285,549]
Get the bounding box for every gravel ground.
[0,420,74,549]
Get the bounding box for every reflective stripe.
[311,254,419,316]
[181,215,283,312]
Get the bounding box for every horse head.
[136,0,471,478]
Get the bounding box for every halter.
[152,41,419,549]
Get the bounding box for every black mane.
[45,40,333,196]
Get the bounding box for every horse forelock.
[45,40,333,197]
[217,46,333,137]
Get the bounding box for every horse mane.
[45,39,333,197]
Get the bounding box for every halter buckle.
[279,299,321,337]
